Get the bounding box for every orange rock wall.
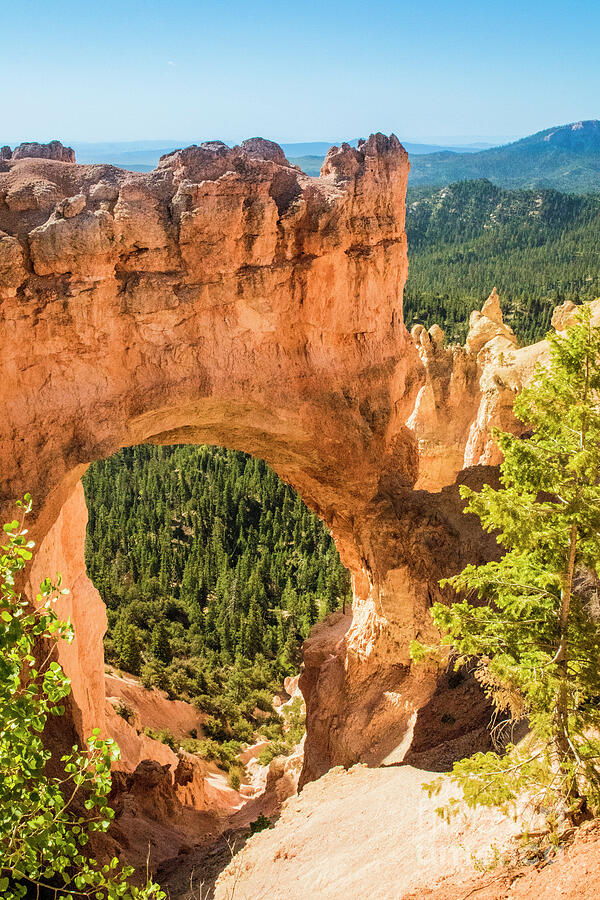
[0,135,421,760]
[0,136,562,786]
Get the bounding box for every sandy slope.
[105,671,206,740]
[214,764,522,900]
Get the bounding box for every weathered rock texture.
[7,140,76,163]
[106,754,243,872]
[0,132,415,752]
[0,135,585,795]
[300,288,593,784]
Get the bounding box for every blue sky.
[3,0,599,144]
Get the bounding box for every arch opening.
[82,441,351,754]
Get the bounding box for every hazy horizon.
[4,0,599,144]
[1,134,518,149]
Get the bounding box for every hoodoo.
[0,134,561,788]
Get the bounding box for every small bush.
[194,737,221,759]
[144,726,177,751]
[257,741,291,766]
[230,717,253,743]
[189,738,243,772]
[114,700,135,724]
[203,714,229,741]
[258,721,284,741]
[180,737,203,755]
[250,814,272,834]
[252,689,275,712]
[283,696,305,744]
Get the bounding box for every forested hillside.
[409,120,600,192]
[83,445,350,743]
[404,178,600,343]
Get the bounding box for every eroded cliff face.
[0,134,418,748]
[0,136,582,799]
[299,287,571,784]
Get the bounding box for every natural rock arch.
[0,135,541,783]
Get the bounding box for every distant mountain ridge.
[409,120,600,192]
[6,123,598,191]
[404,177,600,343]
[285,141,493,175]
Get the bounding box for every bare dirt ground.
[212,763,524,900]
[157,755,600,900]
[404,820,600,900]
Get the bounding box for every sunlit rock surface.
[2,136,594,800]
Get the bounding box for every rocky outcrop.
[300,292,600,784]
[0,133,417,761]
[3,140,76,163]
[2,133,594,806]
[106,753,242,872]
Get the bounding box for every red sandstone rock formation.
[2,133,589,798]
[0,133,420,757]
[105,754,242,872]
[299,291,600,784]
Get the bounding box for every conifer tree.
[151,622,172,665]
[120,625,143,675]
[324,575,338,616]
[83,442,352,741]
[413,308,600,826]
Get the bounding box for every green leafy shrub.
[283,696,306,745]
[249,814,272,834]
[251,689,275,712]
[179,737,202,755]
[230,717,253,743]
[114,701,135,724]
[203,715,228,741]
[258,721,284,741]
[143,727,177,751]
[257,741,291,766]
[187,737,218,760]
[256,697,305,765]
[187,738,243,773]
[0,498,164,899]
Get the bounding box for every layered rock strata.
[0,135,587,794]
[1,133,416,753]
